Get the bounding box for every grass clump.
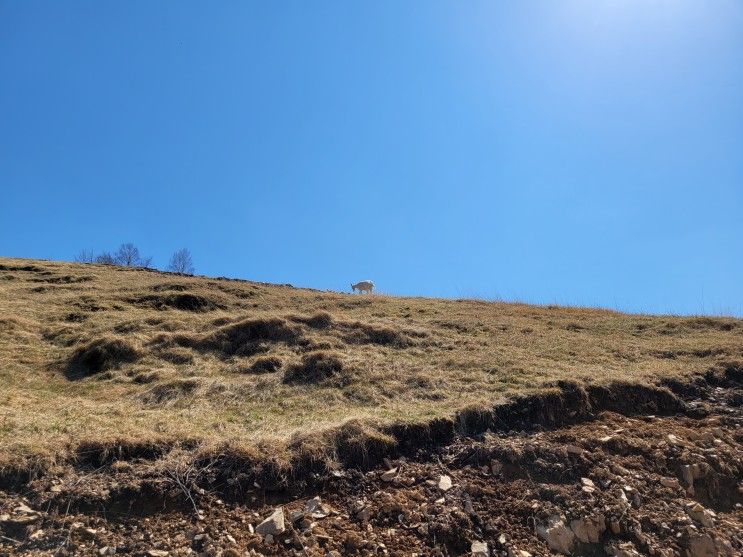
[65,336,139,378]
[283,351,345,384]
[242,355,283,374]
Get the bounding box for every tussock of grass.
[242,355,282,374]
[65,336,139,378]
[283,351,345,384]
[131,292,223,312]
[142,378,202,405]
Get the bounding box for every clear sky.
[1,1,741,316]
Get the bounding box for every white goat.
[351,280,374,294]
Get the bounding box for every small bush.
[283,351,344,384]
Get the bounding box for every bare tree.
[114,243,141,266]
[74,249,95,263]
[168,248,194,275]
[94,252,116,265]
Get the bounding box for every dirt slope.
[0,256,741,555]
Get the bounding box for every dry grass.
[0,256,741,473]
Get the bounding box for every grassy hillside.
[1,256,741,471]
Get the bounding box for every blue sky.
[1,1,741,315]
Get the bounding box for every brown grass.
[0,256,741,474]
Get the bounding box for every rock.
[306,496,328,518]
[686,534,729,557]
[255,508,285,538]
[580,477,595,488]
[507,550,532,557]
[50,485,63,493]
[570,514,605,543]
[566,444,584,455]
[264,533,274,544]
[491,460,503,475]
[146,551,169,557]
[680,465,695,487]
[686,503,715,528]
[471,541,489,556]
[536,515,575,554]
[381,468,398,482]
[659,477,680,489]
[326,552,342,557]
[98,548,115,556]
[438,475,453,491]
[605,541,642,557]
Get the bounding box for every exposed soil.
[1,376,741,556]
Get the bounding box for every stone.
[306,496,328,518]
[438,475,453,492]
[686,503,715,528]
[98,548,116,556]
[680,465,695,486]
[605,541,642,557]
[581,477,595,488]
[536,515,575,555]
[566,444,584,455]
[659,477,679,489]
[255,508,285,538]
[146,551,169,557]
[381,468,398,482]
[507,550,532,557]
[490,460,503,475]
[686,534,719,557]
[570,514,606,543]
[264,533,274,544]
[471,541,489,556]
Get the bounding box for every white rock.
[255,508,285,538]
[146,551,169,557]
[686,503,715,528]
[507,550,532,557]
[381,468,398,482]
[438,475,453,492]
[471,540,489,556]
[536,515,575,555]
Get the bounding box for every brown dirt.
[1,375,740,557]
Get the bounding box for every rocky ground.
[1,379,741,557]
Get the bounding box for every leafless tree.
[114,243,141,266]
[94,252,116,265]
[74,249,95,263]
[168,248,194,275]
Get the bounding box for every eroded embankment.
[1,368,741,556]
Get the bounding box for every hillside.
[0,257,741,556]
[0,256,739,467]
